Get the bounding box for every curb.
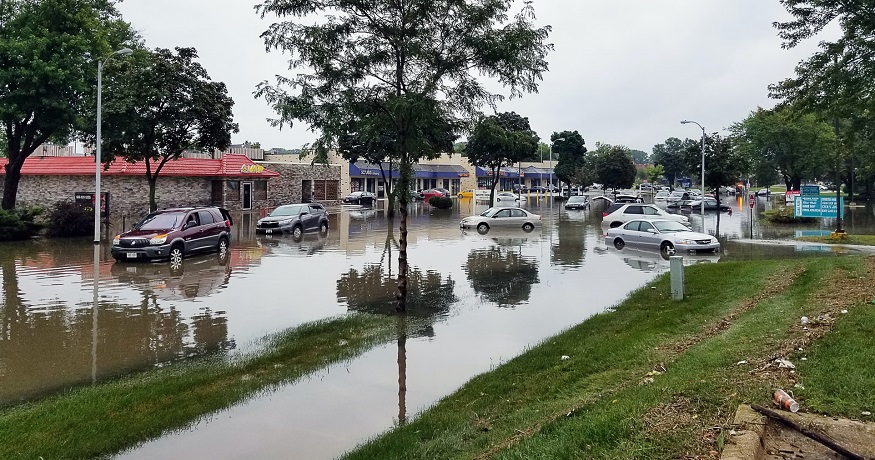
[721,405,766,460]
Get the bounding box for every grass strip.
[343,256,875,460]
[0,313,401,459]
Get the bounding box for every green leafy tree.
[256,0,552,310]
[337,117,400,216]
[465,112,539,204]
[645,164,665,186]
[651,137,694,186]
[552,131,588,186]
[629,149,649,164]
[683,134,747,199]
[729,106,834,190]
[0,0,134,209]
[593,143,636,191]
[86,47,238,212]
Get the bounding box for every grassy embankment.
[797,234,875,246]
[0,314,404,459]
[343,256,875,459]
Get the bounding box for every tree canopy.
[0,0,135,209]
[256,0,552,310]
[465,112,539,204]
[551,131,588,186]
[88,47,238,211]
[651,137,694,186]
[592,143,636,190]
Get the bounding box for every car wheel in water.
[661,242,676,256]
[522,223,534,232]
[319,221,328,234]
[613,238,625,249]
[476,223,489,234]
[292,225,303,240]
[217,237,228,256]
[169,245,184,271]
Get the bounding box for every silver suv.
[602,203,690,228]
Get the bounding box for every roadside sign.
[748,196,755,208]
[794,196,844,218]
[785,190,800,205]
[801,185,820,196]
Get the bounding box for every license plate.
[126,252,137,259]
[266,229,272,234]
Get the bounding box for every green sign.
[794,196,843,218]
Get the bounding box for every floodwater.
[1,194,873,459]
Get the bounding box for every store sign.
[785,190,800,205]
[75,192,110,217]
[240,164,265,174]
[794,196,844,218]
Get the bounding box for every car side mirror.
[300,211,309,216]
[647,228,658,234]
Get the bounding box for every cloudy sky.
[116,0,828,154]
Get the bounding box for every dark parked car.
[564,195,589,210]
[256,203,329,238]
[343,191,377,205]
[111,207,233,269]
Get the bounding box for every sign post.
[749,194,754,238]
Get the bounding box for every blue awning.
[414,164,470,179]
[349,161,400,178]
[475,166,520,178]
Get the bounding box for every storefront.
[348,161,470,195]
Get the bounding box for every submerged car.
[343,191,377,205]
[564,195,589,210]
[602,203,690,228]
[256,203,329,238]
[111,207,233,268]
[685,197,731,212]
[459,206,541,234]
[605,219,720,257]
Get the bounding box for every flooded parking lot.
[1,194,873,458]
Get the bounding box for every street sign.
[785,190,800,205]
[794,196,844,218]
[801,185,820,196]
[748,196,755,208]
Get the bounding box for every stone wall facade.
[260,161,342,206]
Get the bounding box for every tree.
[88,47,238,212]
[465,112,539,204]
[645,164,665,186]
[256,0,552,311]
[683,133,747,199]
[0,0,134,209]
[651,137,694,186]
[551,131,588,186]
[729,107,834,190]
[593,144,636,190]
[629,149,649,164]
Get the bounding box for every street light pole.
[94,47,133,244]
[681,120,706,216]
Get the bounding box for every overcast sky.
[116,0,827,154]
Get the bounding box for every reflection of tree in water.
[551,217,586,268]
[337,264,456,321]
[0,253,234,405]
[464,246,539,307]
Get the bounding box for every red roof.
[0,154,279,178]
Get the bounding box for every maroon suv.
[112,207,233,268]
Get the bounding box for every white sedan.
[460,207,541,234]
[605,219,720,257]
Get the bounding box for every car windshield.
[270,205,303,217]
[479,208,500,217]
[653,220,690,233]
[136,212,184,230]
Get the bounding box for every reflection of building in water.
[0,245,236,406]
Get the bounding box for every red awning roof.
[0,154,279,178]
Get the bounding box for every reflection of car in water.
[593,246,721,272]
[256,231,328,256]
[110,250,231,300]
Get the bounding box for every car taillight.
[603,212,608,217]
[224,220,231,227]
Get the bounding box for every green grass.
[0,313,402,459]
[343,256,875,460]
[797,234,875,246]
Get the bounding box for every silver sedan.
[460,207,541,234]
[604,219,720,256]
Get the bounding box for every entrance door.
[242,182,252,210]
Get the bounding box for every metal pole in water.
[670,256,685,300]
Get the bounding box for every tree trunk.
[395,156,411,312]
[148,176,158,212]
[489,165,499,205]
[1,162,23,210]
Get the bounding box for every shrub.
[428,196,453,209]
[763,207,817,224]
[44,200,93,237]
[0,207,44,241]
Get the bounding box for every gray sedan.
[604,219,720,256]
[460,207,541,234]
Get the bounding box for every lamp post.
[549,137,565,194]
[680,120,706,216]
[94,47,133,244]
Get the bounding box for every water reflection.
[551,211,590,268]
[593,246,721,272]
[464,245,539,307]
